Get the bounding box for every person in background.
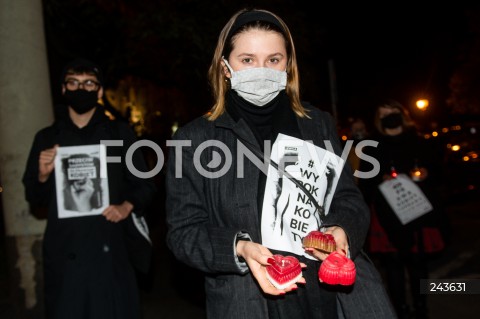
[346,117,370,185]
[350,118,369,143]
[165,8,389,319]
[359,99,450,319]
[22,58,156,319]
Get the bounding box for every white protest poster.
[261,134,345,260]
[378,173,433,225]
[54,144,109,218]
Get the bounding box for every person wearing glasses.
[22,58,156,319]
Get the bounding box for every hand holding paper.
[103,200,133,223]
[38,144,59,182]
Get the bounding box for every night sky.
[317,5,471,124]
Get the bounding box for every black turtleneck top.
[225,90,301,148]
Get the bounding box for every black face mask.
[64,89,99,114]
[381,113,402,129]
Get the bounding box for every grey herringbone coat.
[166,106,384,318]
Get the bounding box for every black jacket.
[22,106,156,319]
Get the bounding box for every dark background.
[40,1,480,279]
[1,2,480,318]
[42,1,480,131]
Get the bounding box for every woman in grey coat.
[166,8,389,319]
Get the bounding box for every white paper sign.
[378,173,433,225]
[54,144,109,218]
[261,134,345,260]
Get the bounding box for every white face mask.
[223,59,287,107]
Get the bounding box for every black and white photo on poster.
[54,144,109,218]
[261,134,344,260]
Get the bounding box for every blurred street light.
[416,99,429,111]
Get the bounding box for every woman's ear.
[221,60,231,79]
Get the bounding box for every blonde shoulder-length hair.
[206,8,309,121]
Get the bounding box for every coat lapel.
[216,111,261,149]
[297,110,327,148]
